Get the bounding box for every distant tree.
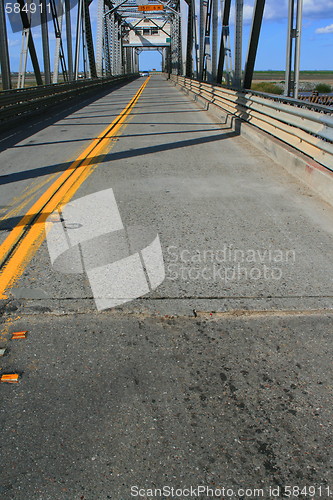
[315,83,332,93]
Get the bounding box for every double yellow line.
[0,76,150,299]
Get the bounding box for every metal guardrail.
[0,74,138,129]
[244,88,333,115]
[170,75,333,172]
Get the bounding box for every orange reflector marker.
[11,331,28,340]
[1,374,20,383]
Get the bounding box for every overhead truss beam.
[1,0,293,93]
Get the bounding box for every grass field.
[0,74,66,91]
[1,71,333,91]
[253,70,333,83]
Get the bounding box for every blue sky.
[248,0,333,70]
[4,0,333,73]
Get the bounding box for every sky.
[3,0,333,74]
[242,0,333,70]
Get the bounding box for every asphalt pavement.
[0,74,333,500]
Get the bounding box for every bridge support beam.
[243,0,265,90]
[216,0,231,85]
[40,0,51,84]
[199,0,205,78]
[17,27,29,88]
[171,13,182,75]
[104,12,112,75]
[51,0,69,83]
[65,0,73,80]
[211,0,218,81]
[117,20,123,75]
[0,0,12,89]
[84,0,97,78]
[233,0,243,89]
[285,0,303,98]
[96,0,104,76]
[202,0,212,80]
[74,0,83,79]
[185,0,194,78]
[17,0,43,86]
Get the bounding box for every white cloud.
[303,0,333,18]
[264,1,288,20]
[8,39,20,48]
[243,5,254,23]
[316,23,333,34]
[229,1,287,24]
[229,5,254,24]
[240,0,333,22]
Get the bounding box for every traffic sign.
[138,4,164,11]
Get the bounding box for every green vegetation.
[253,70,333,81]
[315,83,332,93]
[251,81,283,95]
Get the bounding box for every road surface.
[0,74,332,499]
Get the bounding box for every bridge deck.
[0,74,333,498]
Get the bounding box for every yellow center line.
[0,174,59,226]
[0,76,150,299]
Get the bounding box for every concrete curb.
[171,78,333,208]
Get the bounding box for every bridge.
[1,1,333,498]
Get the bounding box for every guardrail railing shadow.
[170,75,333,172]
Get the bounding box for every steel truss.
[1,0,182,87]
[1,0,303,92]
[285,0,303,98]
[170,9,182,74]
[194,0,267,88]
